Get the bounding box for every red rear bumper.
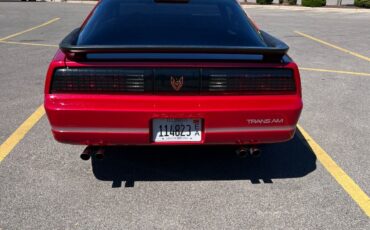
[44,94,302,145]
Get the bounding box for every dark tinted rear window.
[77,0,266,47]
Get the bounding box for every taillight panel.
[203,68,295,94]
[50,67,296,95]
[51,68,153,94]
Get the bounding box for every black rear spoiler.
[59,28,289,62]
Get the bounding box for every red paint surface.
[44,50,303,145]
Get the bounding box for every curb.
[45,1,370,12]
[46,0,97,4]
[242,4,370,12]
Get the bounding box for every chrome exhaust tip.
[249,147,261,158]
[80,146,92,161]
[236,147,248,158]
[95,148,105,160]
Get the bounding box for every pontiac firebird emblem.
[170,76,184,91]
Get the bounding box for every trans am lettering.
[247,118,284,125]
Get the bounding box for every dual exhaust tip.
[235,146,261,158]
[80,146,105,161]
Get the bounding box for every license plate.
[152,118,202,142]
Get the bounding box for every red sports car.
[44,0,302,159]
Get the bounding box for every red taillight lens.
[202,68,296,94]
[50,68,152,94]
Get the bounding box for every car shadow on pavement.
[91,130,317,188]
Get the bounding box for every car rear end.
[44,0,303,146]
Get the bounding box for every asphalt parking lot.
[0,2,369,229]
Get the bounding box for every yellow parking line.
[300,67,370,77]
[298,125,370,217]
[0,18,60,41]
[295,31,370,62]
[0,105,45,163]
[0,102,369,219]
[0,40,58,48]
[0,17,367,219]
